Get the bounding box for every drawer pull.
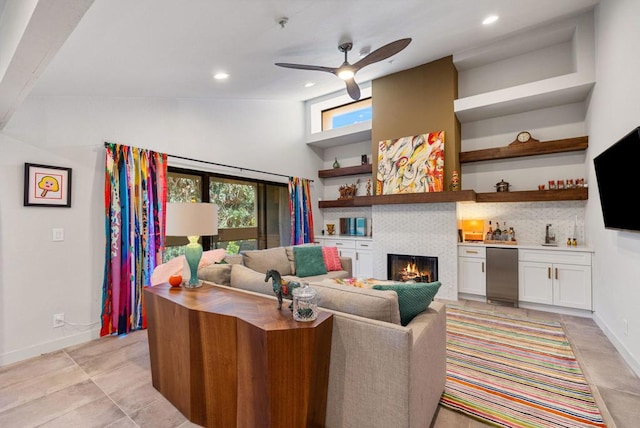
[466,250,479,254]
[335,243,343,246]
[360,244,369,247]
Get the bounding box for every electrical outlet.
[53,313,65,328]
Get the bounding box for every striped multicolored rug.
[440,305,606,427]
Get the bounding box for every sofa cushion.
[285,243,317,275]
[294,245,328,277]
[322,246,343,271]
[198,263,232,286]
[242,247,291,275]
[311,280,402,324]
[372,281,441,326]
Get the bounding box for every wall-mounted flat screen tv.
[593,126,640,232]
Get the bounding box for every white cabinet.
[518,249,592,310]
[320,237,373,278]
[355,241,373,278]
[457,245,486,297]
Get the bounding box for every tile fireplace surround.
[320,201,586,301]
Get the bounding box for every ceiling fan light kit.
[275,38,411,100]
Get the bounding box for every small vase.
[333,158,340,169]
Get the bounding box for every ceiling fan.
[275,38,412,101]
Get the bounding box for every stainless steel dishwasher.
[486,247,519,307]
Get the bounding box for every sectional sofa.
[193,245,447,427]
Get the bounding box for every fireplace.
[387,254,438,283]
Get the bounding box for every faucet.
[545,224,556,244]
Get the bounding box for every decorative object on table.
[548,180,556,189]
[332,157,340,168]
[495,179,510,192]
[361,154,368,165]
[366,178,372,196]
[441,305,605,428]
[292,283,318,322]
[538,184,545,190]
[338,180,359,199]
[377,131,445,195]
[326,223,335,235]
[557,179,565,189]
[23,163,72,207]
[165,202,218,288]
[509,130,540,145]
[449,170,460,191]
[168,274,183,287]
[265,269,301,310]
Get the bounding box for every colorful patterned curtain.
[288,177,314,245]
[101,143,167,336]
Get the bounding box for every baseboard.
[592,313,640,378]
[0,328,101,367]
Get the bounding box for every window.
[164,167,290,262]
[321,98,372,131]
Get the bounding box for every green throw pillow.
[372,281,441,326]
[293,245,328,277]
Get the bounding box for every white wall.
[586,0,640,375]
[0,95,313,365]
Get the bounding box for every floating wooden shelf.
[318,199,359,208]
[475,187,588,203]
[459,136,588,163]
[356,190,477,205]
[318,164,372,178]
[318,190,476,208]
[319,188,586,208]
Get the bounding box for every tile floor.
[0,298,638,427]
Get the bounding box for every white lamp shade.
[165,203,218,237]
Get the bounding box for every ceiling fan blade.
[345,78,361,101]
[353,38,412,71]
[274,63,336,74]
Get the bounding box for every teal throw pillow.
[372,281,441,326]
[293,245,328,277]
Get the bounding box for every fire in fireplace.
[387,254,438,283]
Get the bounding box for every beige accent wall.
[371,56,460,194]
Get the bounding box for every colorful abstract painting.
[376,131,444,195]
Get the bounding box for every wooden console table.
[144,283,333,428]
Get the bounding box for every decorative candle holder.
[293,284,318,322]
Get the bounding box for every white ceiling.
[5,0,599,104]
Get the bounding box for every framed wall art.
[23,163,72,207]
[376,131,445,195]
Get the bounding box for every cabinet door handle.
[555,268,558,280]
[356,253,359,261]
[482,262,485,273]
[548,267,551,279]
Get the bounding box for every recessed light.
[483,15,499,25]
[213,72,229,80]
[304,82,315,88]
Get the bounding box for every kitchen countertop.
[458,241,594,252]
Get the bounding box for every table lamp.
[165,202,218,288]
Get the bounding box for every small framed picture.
[23,163,72,207]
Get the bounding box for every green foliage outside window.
[210,181,256,228]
